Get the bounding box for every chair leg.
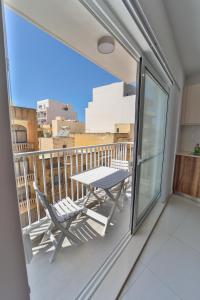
[49,220,82,263]
[41,222,54,243]
[50,232,66,263]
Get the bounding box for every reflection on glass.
[137,71,168,218]
[138,154,163,216]
[141,73,168,158]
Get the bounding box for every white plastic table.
[71,166,131,233]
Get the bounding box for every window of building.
[17,185,31,202]
[15,158,29,177]
[12,125,27,143]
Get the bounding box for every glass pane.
[141,73,168,158]
[4,3,137,298]
[137,71,168,218]
[137,154,163,216]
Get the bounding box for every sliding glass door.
[133,61,169,227]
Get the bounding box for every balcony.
[13,143,34,152]
[14,142,133,299]
[16,173,34,186]
[19,198,37,215]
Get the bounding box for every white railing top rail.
[14,142,133,159]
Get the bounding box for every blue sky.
[4,6,119,121]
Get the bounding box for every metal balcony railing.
[14,142,133,229]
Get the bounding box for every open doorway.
[4,1,138,299]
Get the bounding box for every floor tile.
[174,207,200,253]
[121,268,180,300]
[120,262,146,296]
[156,195,192,234]
[148,236,200,300]
[138,225,171,267]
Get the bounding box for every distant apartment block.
[37,99,77,125]
[85,82,136,133]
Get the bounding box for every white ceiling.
[164,0,200,77]
[4,0,137,83]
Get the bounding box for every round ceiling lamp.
[97,36,115,54]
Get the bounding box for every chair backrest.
[111,159,129,170]
[33,182,49,209]
[33,182,59,224]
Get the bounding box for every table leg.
[88,186,105,204]
[104,180,125,232]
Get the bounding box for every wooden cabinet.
[173,154,200,197]
[182,83,200,124]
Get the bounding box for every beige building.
[115,123,134,140]
[39,136,74,152]
[38,124,52,138]
[72,132,130,147]
[52,117,85,137]
[11,106,38,152]
[11,106,38,221]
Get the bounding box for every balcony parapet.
[19,198,37,214]
[16,173,34,186]
[13,143,34,153]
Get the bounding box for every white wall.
[161,85,182,199]
[86,82,135,133]
[179,80,200,153]
[137,0,184,88]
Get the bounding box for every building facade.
[11,106,38,223]
[85,82,136,133]
[37,99,77,125]
[52,117,85,137]
[72,132,130,147]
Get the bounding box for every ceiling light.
[97,36,115,54]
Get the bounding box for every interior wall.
[161,86,182,199]
[0,2,29,300]
[179,77,200,153]
[137,0,184,88]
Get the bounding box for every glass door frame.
[132,57,170,233]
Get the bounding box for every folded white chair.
[33,182,107,262]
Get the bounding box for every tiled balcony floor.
[27,191,132,300]
[120,195,200,300]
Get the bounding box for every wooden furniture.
[173,154,200,198]
[181,83,200,125]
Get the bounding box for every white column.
[0,2,30,299]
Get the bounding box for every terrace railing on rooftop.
[14,142,133,230]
